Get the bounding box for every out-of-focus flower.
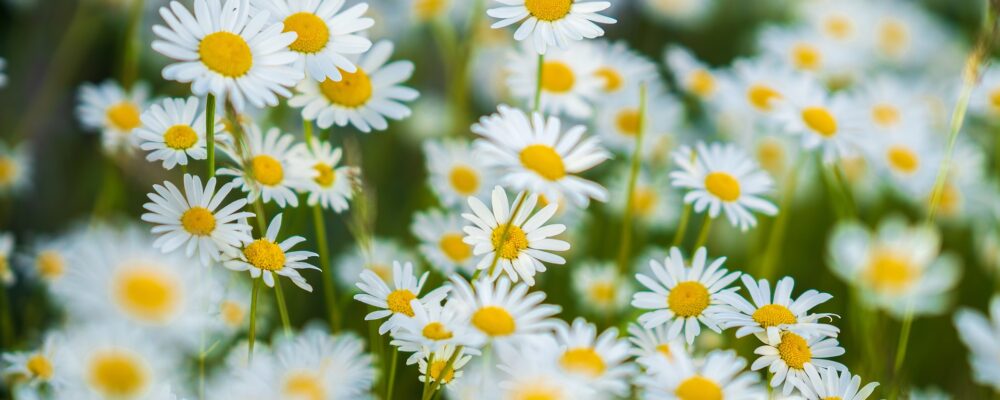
[571,261,632,315]
[449,275,560,346]
[639,348,765,399]
[76,80,149,154]
[508,42,603,119]
[552,318,634,397]
[412,209,477,276]
[0,141,30,197]
[423,139,496,209]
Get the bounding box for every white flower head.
[291,138,359,211]
[486,0,616,54]
[224,214,319,291]
[136,97,226,170]
[354,260,451,334]
[76,80,150,154]
[716,275,840,344]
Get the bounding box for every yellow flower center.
[615,108,641,136]
[370,263,392,281]
[595,67,623,92]
[791,43,822,71]
[439,233,472,262]
[675,376,723,400]
[871,103,900,127]
[88,351,149,397]
[777,332,811,370]
[704,172,741,202]
[251,154,284,186]
[220,300,245,327]
[541,61,575,93]
[756,138,786,173]
[106,102,142,132]
[414,0,449,20]
[243,239,286,271]
[990,89,1000,113]
[319,68,373,108]
[114,266,179,322]
[163,125,199,150]
[747,84,782,111]
[449,165,479,195]
[588,281,617,304]
[687,69,715,98]
[632,187,657,216]
[823,397,843,400]
[422,322,454,341]
[866,251,918,293]
[802,106,838,137]
[0,157,15,185]
[886,145,919,174]
[199,31,253,77]
[520,144,566,181]
[513,385,560,400]
[35,250,66,280]
[491,224,529,260]
[284,12,329,53]
[560,347,605,377]
[27,354,53,380]
[283,371,325,400]
[752,304,797,328]
[313,163,336,187]
[656,343,672,358]
[668,281,710,317]
[181,206,217,236]
[387,289,417,317]
[935,182,961,216]
[472,306,516,336]
[878,19,909,57]
[429,359,456,383]
[823,16,853,39]
[524,0,572,21]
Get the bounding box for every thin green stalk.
[304,120,339,331]
[421,351,435,399]
[0,286,11,347]
[757,156,804,279]
[671,204,692,248]
[422,346,464,400]
[692,216,713,250]
[120,0,146,89]
[533,54,545,112]
[815,155,848,220]
[830,164,857,218]
[247,276,261,361]
[273,279,292,337]
[890,305,915,399]
[252,197,268,237]
[386,346,399,400]
[616,84,648,276]
[206,94,217,178]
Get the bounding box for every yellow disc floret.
[559,347,605,377]
[284,12,330,53]
[243,239,286,271]
[472,306,516,336]
[387,289,417,317]
[319,68,373,108]
[704,172,741,202]
[520,144,566,181]
[181,206,216,236]
[164,125,199,150]
[88,350,149,397]
[668,281,710,317]
[491,224,529,260]
[524,0,572,21]
[199,32,253,77]
[541,61,575,93]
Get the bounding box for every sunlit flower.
[955,296,1000,392]
[354,260,450,334]
[486,0,615,54]
[626,322,685,366]
[750,330,846,395]
[76,80,149,154]
[508,42,602,118]
[861,129,941,197]
[552,318,634,397]
[639,348,765,400]
[224,214,318,291]
[591,40,660,97]
[772,78,861,163]
[607,167,678,229]
[412,209,478,276]
[448,274,561,345]
[798,366,880,400]
[1,332,62,388]
[666,46,719,101]
[291,138,359,211]
[0,141,31,197]
[136,97,226,170]
[423,139,495,209]
[571,261,632,315]
[594,87,680,156]
[496,336,594,400]
[715,275,839,344]
[217,123,313,208]
[391,300,481,364]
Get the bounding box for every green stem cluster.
[616,84,648,277]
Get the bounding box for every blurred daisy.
[417,345,474,387]
[715,275,839,344]
[0,232,13,286]
[1,333,62,388]
[449,275,561,345]
[863,129,941,197]
[632,247,741,344]
[639,348,764,400]
[970,66,1000,119]
[496,337,594,400]
[136,96,225,170]
[141,174,255,266]
[254,0,374,81]
[571,261,632,315]
[354,260,450,334]
[865,2,947,67]
[715,57,801,123]
[462,186,569,285]
[217,123,312,208]
[553,318,634,397]
[412,209,477,276]
[828,217,960,317]
[290,40,418,132]
[76,80,149,154]
[423,139,495,208]
[773,79,861,163]
[800,0,868,46]
[955,296,1000,392]
[391,300,481,364]
[334,237,417,286]
[508,42,602,118]
[151,0,302,110]
[594,87,681,156]
[592,40,659,96]
[215,282,252,333]
[751,331,846,395]
[486,0,615,54]
[225,214,319,291]
[626,322,685,366]
[607,168,678,229]
[291,138,359,211]
[0,141,30,197]
[798,366,879,400]
[670,142,778,231]
[758,26,850,80]
[17,228,83,286]
[666,46,719,101]
[848,75,931,136]
[473,106,610,206]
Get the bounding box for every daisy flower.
[224,214,319,291]
[486,0,616,54]
[423,139,495,208]
[626,323,685,365]
[291,138,359,211]
[847,74,931,137]
[334,237,417,286]
[714,56,803,123]
[141,174,255,266]
[472,106,611,207]
[0,141,31,197]
[800,0,869,46]
[639,348,765,400]
[135,96,226,170]
[217,123,312,208]
[954,296,1000,391]
[76,79,149,154]
[631,247,741,344]
[496,337,594,400]
[417,345,474,387]
[553,318,634,397]
[669,142,778,231]
[214,280,252,333]
[0,232,14,286]
[751,331,846,395]
[570,261,632,315]
[391,300,481,364]
[798,366,880,400]
[828,217,960,317]
[448,274,561,345]
[758,26,851,80]
[254,0,374,81]
[591,40,660,97]
[462,186,569,285]
[666,46,719,101]
[772,77,862,163]
[16,227,84,286]
[151,0,303,110]
[507,42,602,118]
[715,275,839,344]
[1,333,63,388]
[607,167,678,229]
[412,209,478,276]
[970,66,1000,119]
[593,86,681,156]
[289,40,418,132]
[354,260,451,334]
[862,129,942,197]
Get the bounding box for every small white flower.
[291,138,359,212]
[217,123,313,208]
[798,366,880,400]
[354,260,450,335]
[391,300,482,364]
[136,97,226,170]
[448,274,561,346]
[76,80,149,154]
[224,214,318,291]
[716,275,839,344]
[955,296,1000,392]
[423,139,495,209]
[507,42,603,119]
[412,209,478,276]
[639,348,765,400]
[751,331,846,395]
[552,318,634,397]
[486,0,616,54]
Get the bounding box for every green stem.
[616,84,648,276]
[692,216,713,250]
[757,156,804,279]
[422,346,464,400]
[386,346,399,400]
[120,0,145,89]
[533,54,545,112]
[671,204,692,248]
[312,204,339,331]
[889,306,915,400]
[206,94,217,179]
[421,351,435,399]
[247,276,261,361]
[273,279,292,337]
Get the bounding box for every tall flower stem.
[670,204,692,248]
[120,0,146,89]
[757,156,805,279]
[386,346,399,400]
[616,84,648,276]
[533,54,545,112]
[421,351,436,399]
[692,215,713,250]
[247,276,261,360]
[206,94,217,178]
[304,121,340,331]
[251,197,292,336]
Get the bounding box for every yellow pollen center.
[313,163,335,187]
[596,67,623,92]
[990,89,1000,113]
[283,371,325,400]
[414,0,449,20]
[886,146,919,174]
[251,155,284,186]
[387,289,417,317]
[632,187,657,215]
[757,138,786,173]
[0,158,15,184]
[935,182,961,216]
[422,322,454,341]
[220,300,245,327]
[823,397,843,400]
[615,108,641,136]
[472,306,516,336]
[879,20,909,56]
[106,102,142,132]
[520,144,566,180]
[199,31,253,77]
[114,266,179,322]
[656,343,672,358]
[88,351,148,397]
[687,69,715,98]
[163,125,199,150]
[27,355,53,380]
[541,61,575,93]
[872,104,900,127]
[514,386,560,400]
[449,165,480,195]
[284,13,329,53]
[429,360,456,383]
[560,347,605,377]
[792,43,822,71]
[777,332,812,369]
[243,239,286,271]
[752,304,797,328]
[491,224,529,260]
[704,172,741,202]
[824,16,853,39]
[588,281,617,304]
[36,250,65,279]
[524,0,572,21]
[866,251,918,293]
[181,207,217,236]
[675,376,723,400]
[802,107,838,137]
[439,233,472,262]
[668,281,710,317]
[319,68,373,107]
[748,84,782,111]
